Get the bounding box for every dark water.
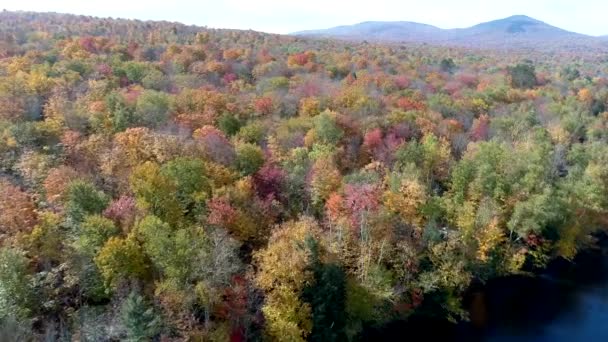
[363,247,608,341]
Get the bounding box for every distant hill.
[293,15,604,50]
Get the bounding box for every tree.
[130,161,182,226]
[193,126,236,166]
[217,113,241,136]
[302,238,346,342]
[253,163,286,199]
[65,180,109,224]
[313,110,343,145]
[384,177,427,228]
[440,58,456,73]
[95,234,147,288]
[254,97,273,116]
[25,211,64,266]
[135,90,170,128]
[160,157,211,220]
[344,183,381,231]
[508,63,537,89]
[136,215,202,283]
[469,114,490,142]
[235,143,265,176]
[0,179,38,237]
[254,218,322,341]
[120,292,161,342]
[74,215,120,257]
[310,157,342,209]
[0,247,33,321]
[103,195,139,231]
[42,166,80,205]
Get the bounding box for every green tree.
[65,180,110,223]
[136,215,202,283]
[130,161,182,226]
[235,143,265,176]
[303,238,346,342]
[135,90,170,128]
[0,248,33,321]
[313,110,343,145]
[217,113,241,136]
[508,63,537,89]
[120,292,161,341]
[440,58,456,73]
[74,215,121,257]
[160,157,211,220]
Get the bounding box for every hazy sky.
[1,0,607,36]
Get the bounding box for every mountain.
[293,15,599,49]
[294,21,443,42]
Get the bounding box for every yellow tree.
[254,217,323,341]
[95,233,148,289]
[310,158,342,208]
[384,177,427,229]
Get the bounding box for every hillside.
[293,15,604,50]
[2,10,608,341]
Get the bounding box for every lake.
[363,244,608,341]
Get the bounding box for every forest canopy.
[1,10,608,341]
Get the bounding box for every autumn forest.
[1,10,608,341]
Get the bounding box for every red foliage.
[193,126,236,166]
[253,163,285,200]
[96,63,112,76]
[444,80,463,96]
[0,179,38,236]
[394,75,411,89]
[215,276,251,342]
[103,195,138,231]
[469,114,490,141]
[296,80,322,98]
[79,36,97,53]
[456,73,479,87]
[223,72,238,84]
[207,196,238,227]
[256,48,274,64]
[289,52,310,66]
[396,97,426,111]
[127,42,139,58]
[122,86,142,104]
[325,192,345,223]
[43,166,79,205]
[363,128,383,150]
[344,184,380,229]
[254,97,273,115]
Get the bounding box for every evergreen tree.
[120,292,161,342]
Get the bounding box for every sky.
[1,0,607,36]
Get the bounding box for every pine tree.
[120,292,161,342]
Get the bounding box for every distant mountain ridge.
[293,15,605,49]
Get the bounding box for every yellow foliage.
[254,217,322,341]
[556,224,580,260]
[547,122,570,144]
[384,179,427,227]
[95,234,148,288]
[578,88,592,103]
[310,158,342,206]
[476,217,505,262]
[455,200,477,237]
[470,98,490,114]
[205,162,237,187]
[299,97,320,117]
[261,286,312,342]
